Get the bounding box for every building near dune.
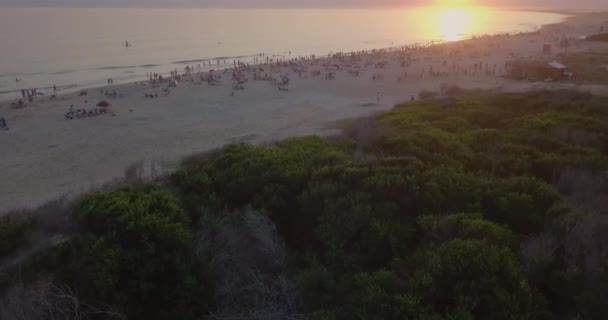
[505,59,570,81]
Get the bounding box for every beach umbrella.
[97,100,112,107]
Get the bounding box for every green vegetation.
[21,185,212,320]
[558,51,608,84]
[0,214,32,258]
[1,90,608,319]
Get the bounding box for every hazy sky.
[0,0,606,10]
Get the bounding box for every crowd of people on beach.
[107,30,568,103]
[17,88,41,105]
[4,19,599,130]
[64,105,109,120]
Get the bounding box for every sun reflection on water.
[421,6,491,42]
[437,8,471,41]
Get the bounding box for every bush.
[419,239,546,319]
[419,90,439,100]
[0,214,32,258]
[0,280,123,320]
[32,184,212,320]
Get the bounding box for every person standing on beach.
[0,117,8,130]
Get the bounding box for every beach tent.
[97,100,112,107]
[548,61,568,78]
[548,61,567,70]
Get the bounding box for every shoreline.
[0,30,541,104]
[1,11,608,212]
[0,8,567,103]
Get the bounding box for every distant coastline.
[0,7,565,102]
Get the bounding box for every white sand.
[1,12,608,212]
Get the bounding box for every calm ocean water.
[0,8,564,100]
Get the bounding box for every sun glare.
[433,0,477,8]
[419,4,489,42]
[437,8,472,41]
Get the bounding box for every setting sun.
[432,0,477,7]
[436,8,472,41]
[425,0,486,41]
[419,6,490,41]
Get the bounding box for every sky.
[0,0,606,10]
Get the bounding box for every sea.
[0,7,565,101]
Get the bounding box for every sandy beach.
[1,11,608,212]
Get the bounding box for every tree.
[54,184,212,320]
[416,239,545,320]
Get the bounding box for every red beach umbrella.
[97,100,112,107]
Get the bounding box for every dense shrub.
[27,184,212,320]
[3,90,608,320]
[416,239,544,320]
[0,214,32,258]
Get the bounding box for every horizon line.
[0,5,593,12]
